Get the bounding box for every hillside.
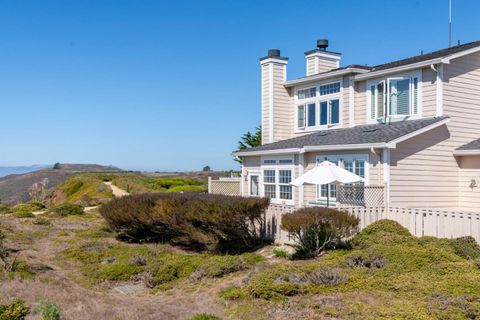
[0,163,123,204]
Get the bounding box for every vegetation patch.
[50,174,113,206]
[62,241,262,289]
[112,175,205,194]
[0,298,30,320]
[188,314,222,320]
[48,203,84,216]
[37,300,61,320]
[99,193,270,253]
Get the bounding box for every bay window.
[295,81,341,131]
[368,72,421,121]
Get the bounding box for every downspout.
[382,148,391,213]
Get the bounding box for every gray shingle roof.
[456,138,480,151]
[236,116,449,154]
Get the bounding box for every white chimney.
[305,39,341,76]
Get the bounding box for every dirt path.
[0,215,225,320]
[104,181,129,198]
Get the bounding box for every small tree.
[281,207,360,259]
[234,126,262,163]
[53,162,61,170]
[202,166,211,172]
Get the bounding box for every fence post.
[208,177,212,194]
[383,182,389,218]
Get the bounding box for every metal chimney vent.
[317,39,329,51]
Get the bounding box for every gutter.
[453,149,480,156]
[284,67,369,87]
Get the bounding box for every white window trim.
[366,70,422,124]
[247,171,261,197]
[294,79,343,133]
[314,154,369,203]
[260,155,295,205]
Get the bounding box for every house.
[232,39,480,214]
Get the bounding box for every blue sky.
[1,0,479,171]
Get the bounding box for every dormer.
[305,39,341,76]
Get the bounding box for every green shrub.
[48,203,84,216]
[272,248,289,259]
[0,298,30,320]
[281,207,359,259]
[219,285,249,301]
[166,185,206,193]
[99,193,270,252]
[0,204,12,215]
[13,211,35,218]
[350,220,413,249]
[304,267,347,286]
[33,217,51,226]
[189,314,222,320]
[451,236,480,260]
[37,301,61,320]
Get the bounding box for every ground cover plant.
[219,220,480,319]
[49,174,114,206]
[0,298,30,320]
[99,193,270,252]
[111,175,206,194]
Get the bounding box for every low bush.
[304,267,348,286]
[0,298,30,320]
[12,211,35,218]
[48,203,84,216]
[33,217,51,226]
[219,285,250,301]
[281,207,359,259]
[451,236,480,260]
[0,204,12,215]
[272,248,289,259]
[166,185,206,193]
[350,219,413,248]
[12,202,45,216]
[99,193,270,252]
[345,250,388,269]
[37,300,61,320]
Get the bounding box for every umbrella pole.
[327,187,329,208]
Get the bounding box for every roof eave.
[284,68,370,88]
[453,149,480,156]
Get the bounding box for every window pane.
[320,101,328,125]
[330,99,340,124]
[355,160,365,178]
[297,105,305,128]
[329,184,337,198]
[319,82,340,95]
[344,160,353,173]
[377,82,384,118]
[370,85,376,119]
[264,184,276,198]
[298,87,316,99]
[263,170,275,183]
[280,185,292,200]
[307,103,316,127]
[279,170,292,184]
[320,184,328,198]
[250,176,259,196]
[279,159,293,164]
[413,78,418,114]
[263,160,276,164]
[389,79,410,116]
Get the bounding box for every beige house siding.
[261,64,270,144]
[241,156,261,195]
[317,58,338,73]
[389,125,459,209]
[443,52,480,148]
[422,67,437,117]
[354,80,367,125]
[306,57,316,76]
[341,76,351,128]
[458,156,480,212]
[272,64,293,141]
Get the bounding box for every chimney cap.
[317,39,329,50]
[268,49,281,57]
[260,49,289,62]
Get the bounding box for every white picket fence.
[265,204,480,244]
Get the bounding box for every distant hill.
[0,163,123,204]
[0,165,51,178]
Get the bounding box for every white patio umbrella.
[290,160,364,207]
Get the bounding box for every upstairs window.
[319,82,340,95]
[297,87,316,99]
[296,81,341,131]
[369,73,420,121]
